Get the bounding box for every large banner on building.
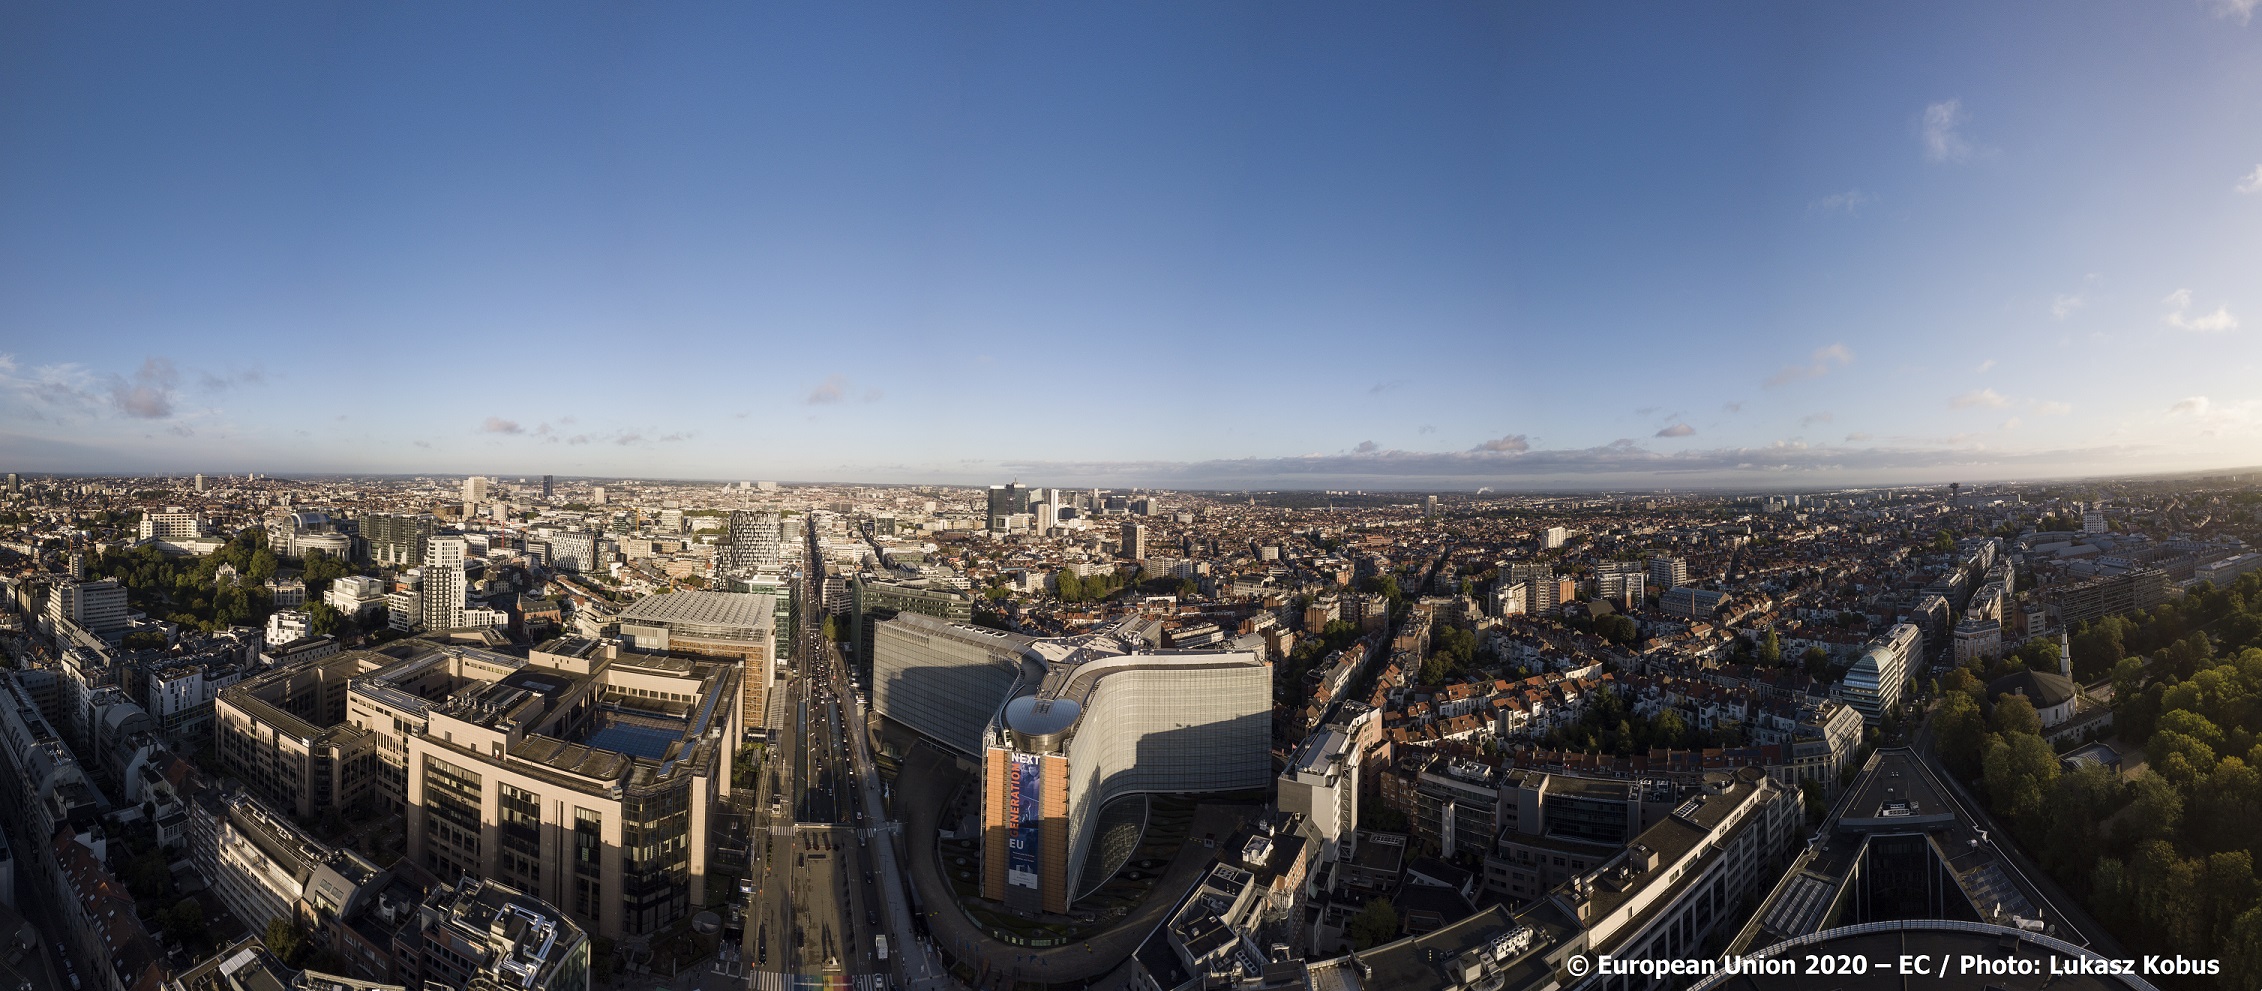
[1006,752,1042,890]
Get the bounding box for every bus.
[875,935,888,961]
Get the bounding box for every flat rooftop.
[616,590,776,631]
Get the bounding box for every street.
[733,528,948,991]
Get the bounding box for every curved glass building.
[872,612,1268,914]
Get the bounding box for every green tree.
[1931,529,1957,553]
[307,600,345,638]
[1991,694,2042,738]
[1594,613,1637,645]
[1934,691,1988,781]
[263,918,306,965]
[164,898,204,945]
[1980,731,2059,825]
[2011,638,2060,674]
[246,547,279,584]
[1346,898,1400,950]
[1758,630,1782,666]
[1055,569,1083,603]
[1801,645,1831,678]
[2119,772,2183,848]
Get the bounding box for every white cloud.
[1807,189,1874,217]
[1655,423,1696,438]
[2000,417,2022,431]
[1354,440,1379,454]
[2035,401,2073,415]
[2209,0,2258,25]
[1976,358,1996,373]
[1922,99,1974,164]
[1473,434,1531,454]
[2237,164,2262,194]
[806,374,847,404]
[2163,288,2240,333]
[1765,343,1853,387]
[107,357,179,419]
[480,417,523,435]
[1951,388,2010,410]
[2170,396,2212,416]
[2050,293,2087,319]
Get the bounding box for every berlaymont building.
[872,612,1269,915]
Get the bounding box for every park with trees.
[1930,571,2262,988]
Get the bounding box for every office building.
[716,510,781,574]
[1839,623,1920,724]
[979,620,1270,914]
[614,590,777,733]
[2045,568,2172,626]
[327,572,389,619]
[1730,750,2102,960]
[385,573,422,634]
[871,614,1031,757]
[546,531,600,573]
[850,576,973,666]
[541,474,554,500]
[218,642,740,941]
[363,513,437,568]
[462,476,489,506]
[1483,770,1679,904]
[1276,714,1368,866]
[191,790,383,935]
[421,536,468,632]
[414,875,590,991]
[1537,526,1568,550]
[47,579,130,637]
[1122,522,1147,561]
[987,483,1021,533]
[195,473,206,492]
[1305,765,1795,991]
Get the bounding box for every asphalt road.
[739,545,897,989]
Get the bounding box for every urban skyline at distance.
[3,4,2260,487]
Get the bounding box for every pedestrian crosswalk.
[747,972,890,991]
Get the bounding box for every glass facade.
[621,785,690,934]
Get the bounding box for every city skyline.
[4,4,2261,486]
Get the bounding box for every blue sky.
[2,2,2259,489]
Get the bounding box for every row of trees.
[1053,567,1127,604]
